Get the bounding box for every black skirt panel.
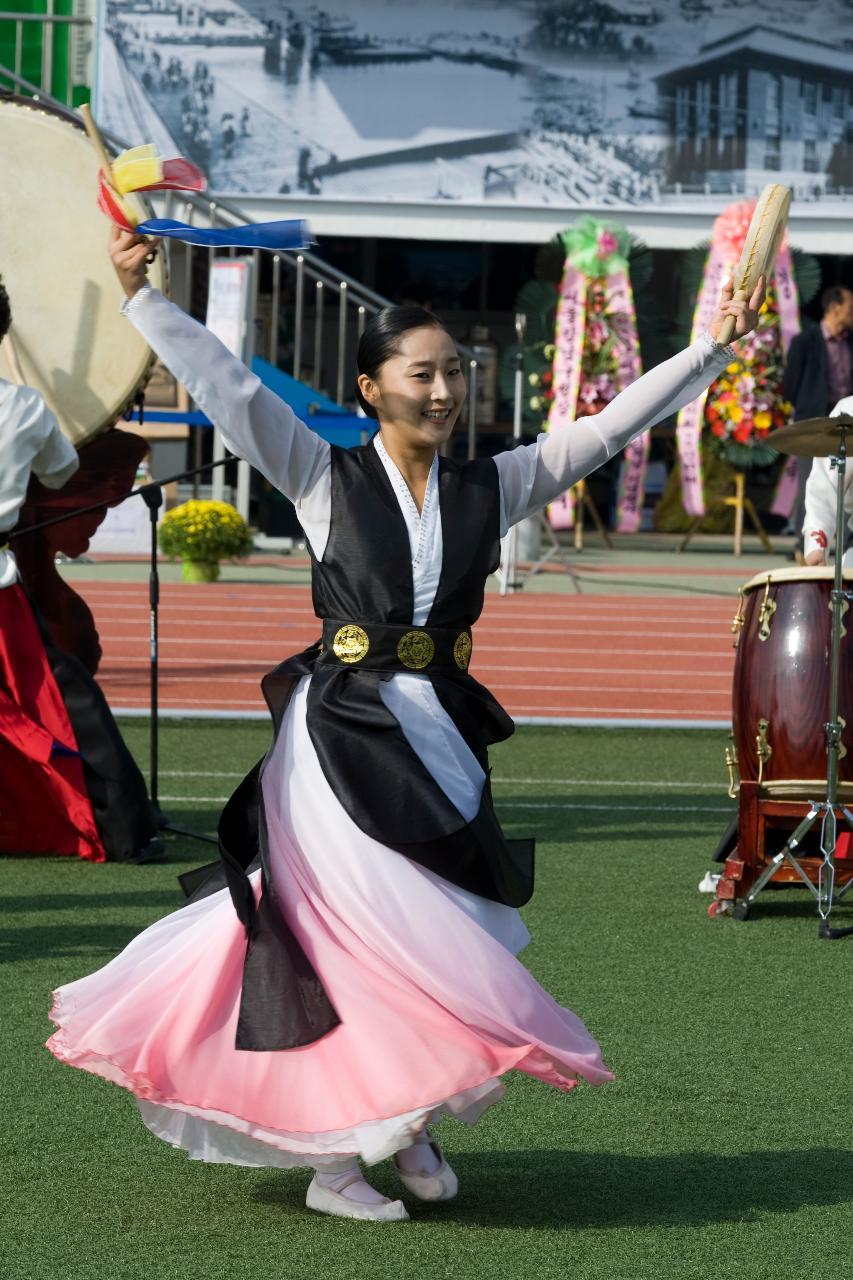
[188,444,535,1050]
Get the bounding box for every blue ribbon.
[136,217,314,251]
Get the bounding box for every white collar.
[372,433,438,523]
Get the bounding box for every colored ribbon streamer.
[96,143,313,251]
[98,156,205,228]
[110,144,207,196]
[135,218,315,251]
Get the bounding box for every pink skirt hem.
[47,986,586,1166]
[45,680,613,1167]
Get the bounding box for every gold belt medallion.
[453,632,472,671]
[397,629,435,670]
[332,624,370,664]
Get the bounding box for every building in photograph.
[601,1,661,23]
[656,25,853,199]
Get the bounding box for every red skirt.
[0,582,104,860]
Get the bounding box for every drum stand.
[732,428,853,937]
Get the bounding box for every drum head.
[741,565,853,592]
[0,96,166,447]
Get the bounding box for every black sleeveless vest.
[203,443,534,1051]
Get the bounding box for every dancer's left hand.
[709,275,765,343]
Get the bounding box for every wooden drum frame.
[0,92,167,447]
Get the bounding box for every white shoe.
[393,1139,458,1202]
[305,1175,409,1222]
[698,871,721,894]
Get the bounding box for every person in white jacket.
[803,394,853,565]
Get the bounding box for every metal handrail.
[0,65,44,94]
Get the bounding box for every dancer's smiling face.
[357,324,466,452]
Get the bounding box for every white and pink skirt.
[47,678,612,1168]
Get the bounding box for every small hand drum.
[717,184,792,347]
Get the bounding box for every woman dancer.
[48,233,763,1221]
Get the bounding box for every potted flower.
[158,499,253,582]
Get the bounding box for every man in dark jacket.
[784,285,853,555]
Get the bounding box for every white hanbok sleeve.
[494,334,734,531]
[28,393,79,489]
[0,386,77,587]
[803,459,841,558]
[802,394,853,558]
[122,284,332,556]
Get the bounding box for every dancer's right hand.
[708,275,765,343]
[109,226,159,300]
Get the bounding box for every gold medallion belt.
[317,619,473,674]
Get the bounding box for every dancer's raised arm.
[496,277,765,529]
[109,228,329,507]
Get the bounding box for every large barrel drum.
[732,567,853,786]
[0,93,166,446]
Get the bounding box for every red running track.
[73,580,739,725]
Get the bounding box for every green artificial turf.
[2,720,852,1280]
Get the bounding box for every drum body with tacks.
[0,93,166,446]
[720,566,853,901]
[732,567,853,790]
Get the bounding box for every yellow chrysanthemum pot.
[158,499,253,583]
[181,559,221,583]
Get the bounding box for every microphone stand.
[138,482,218,848]
[10,456,233,543]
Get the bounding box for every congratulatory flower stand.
[158,499,253,582]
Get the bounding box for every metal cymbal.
[765,415,853,457]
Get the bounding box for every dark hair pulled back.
[0,276,11,345]
[355,304,446,420]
